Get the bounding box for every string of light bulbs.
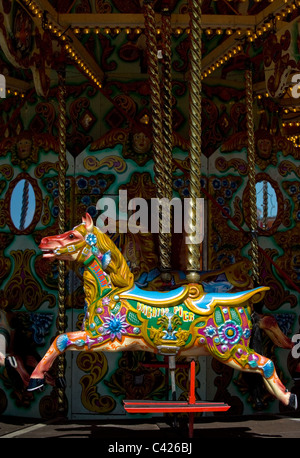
[7,0,299,97]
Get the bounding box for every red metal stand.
[123,359,230,438]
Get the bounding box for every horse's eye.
[69,234,74,239]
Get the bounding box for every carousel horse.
[27,213,297,410]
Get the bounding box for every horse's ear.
[82,213,94,232]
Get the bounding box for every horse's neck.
[96,228,134,291]
[83,256,112,305]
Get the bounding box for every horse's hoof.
[27,378,45,392]
[5,356,17,369]
[288,393,298,410]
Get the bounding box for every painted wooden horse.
[28,213,297,410]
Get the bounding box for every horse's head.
[39,213,109,264]
[40,212,134,290]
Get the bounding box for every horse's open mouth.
[41,249,57,258]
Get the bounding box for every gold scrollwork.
[188,284,204,300]
[215,157,249,176]
[83,156,127,173]
[0,164,14,180]
[76,351,116,413]
[34,161,60,179]
[3,249,56,311]
[0,234,13,286]
[278,160,300,178]
[41,195,51,226]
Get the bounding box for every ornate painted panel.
[0,130,67,417]
[1,90,299,419]
[0,0,300,420]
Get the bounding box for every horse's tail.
[250,311,264,353]
[251,311,293,350]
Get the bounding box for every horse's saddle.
[120,284,190,307]
[120,284,269,313]
[189,286,269,313]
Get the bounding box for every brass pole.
[161,8,173,203]
[160,7,173,281]
[186,0,202,283]
[57,69,67,413]
[263,180,268,230]
[245,67,259,285]
[143,0,172,280]
[19,179,29,231]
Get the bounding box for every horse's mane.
[94,226,134,290]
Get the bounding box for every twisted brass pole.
[263,180,268,230]
[161,9,173,203]
[160,8,173,281]
[186,0,202,283]
[19,179,29,231]
[57,69,67,413]
[245,67,259,285]
[143,0,172,280]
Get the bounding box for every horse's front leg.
[27,331,87,391]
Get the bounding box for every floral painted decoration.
[85,233,100,256]
[102,296,110,306]
[101,312,129,341]
[218,320,243,345]
[85,233,97,246]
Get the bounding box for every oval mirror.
[256,180,278,230]
[10,179,36,230]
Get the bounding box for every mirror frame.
[4,172,42,235]
[242,172,284,236]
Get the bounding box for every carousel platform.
[0,413,300,440]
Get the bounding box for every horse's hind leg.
[27,331,87,391]
[223,351,297,409]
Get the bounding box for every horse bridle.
[52,225,97,260]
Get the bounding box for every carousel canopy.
[0,0,299,145]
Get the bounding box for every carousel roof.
[0,0,299,142]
